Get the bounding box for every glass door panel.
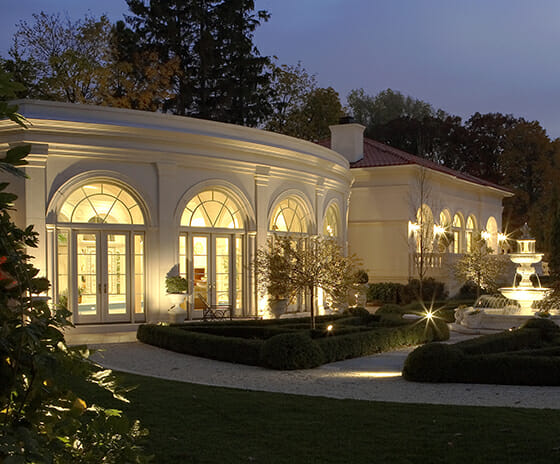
[214,236,230,306]
[235,237,243,315]
[193,236,209,309]
[106,233,128,317]
[73,231,132,323]
[133,234,145,318]
[76,232,99,321]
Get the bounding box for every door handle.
[104,283,107,294]
[98,283,102,294]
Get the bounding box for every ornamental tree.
[257,235,361,329]
[453,232,506,299]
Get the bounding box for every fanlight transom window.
[58,182,144,224]
[270,197,308,233]
[323,204,340,237]
[181,189,244,229]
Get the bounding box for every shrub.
[342,306,370,318]
[402,343,464,382]
[453,329,543,355]
[456,353,560,386]
[317,319,449,363]
[260,333,325,370]
[456,281,481,299]
[354,269,369,284]
[402,278,448,303]
[404,325,560,385]
[137,324,263,365]
[367,282,405,304]
[181,325,292,340]
[165,275,188,293]
[374,304,406,315]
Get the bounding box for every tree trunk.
[309,285,315,329]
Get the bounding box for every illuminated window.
[323,204,340,237]
[486,216,498,253]
[58,182,144,224]
[415,204,434,252]
[452,213,463,253]
[270,197,308,233]
[466,215,476,253]
[181,189,244,229]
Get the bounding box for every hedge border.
[137,316,449,370]
[403,319,560,385]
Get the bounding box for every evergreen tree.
[125,0,272,125]
[547,202,560,280]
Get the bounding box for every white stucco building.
[1,101,511,340]
[320,122,513,294]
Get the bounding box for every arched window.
[466,215,476,253]
[179,188,246,315]
[270,197,308,233]
[452,213,463,253]
[58,182,144,224]
[436,210,452,252]
[415,204,434,253]
[485,216,498,253]
[181,189,244,229]
[55,181,146,325]
[323,203,340,237]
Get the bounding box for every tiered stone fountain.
[456,225,558,330]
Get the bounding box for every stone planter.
[167,292,186,308]
[167,293,187,323]
[269,298,288,319]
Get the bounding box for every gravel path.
[90,337,560,410]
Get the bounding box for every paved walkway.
[90,332,560,410]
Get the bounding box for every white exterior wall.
[349,164,510,293]
[0,101,351,329]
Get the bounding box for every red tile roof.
[318,137,512,193]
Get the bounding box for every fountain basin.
[498,287,549,315]
[508,253,544,265]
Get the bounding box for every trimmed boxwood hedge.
[317,318,449,363]
[137,315,450,370]
[260,333,325,370]
[403,318,560,385]
[137,324,263,365]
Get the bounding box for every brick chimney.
[329,116,365,163]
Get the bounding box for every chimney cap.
[338,115,355,125]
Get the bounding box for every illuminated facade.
[321,122,513,295]
[0,100,351,335]
[0,101,511,339]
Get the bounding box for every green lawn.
[88,372,560,463]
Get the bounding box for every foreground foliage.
[403,318,560,385]
[0,78,149,462]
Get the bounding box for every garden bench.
[198,295,232,321]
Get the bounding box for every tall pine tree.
[125,0,271,125]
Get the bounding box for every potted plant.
[255,237,294,319]
[165,275,189,311]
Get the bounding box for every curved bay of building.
[0,100,510,339]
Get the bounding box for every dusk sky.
[2,0,559,138]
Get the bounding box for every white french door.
[192,234,232,309]
[74,231,130,323]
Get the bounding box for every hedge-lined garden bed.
[137,309,449,370]
[403,318,560,385]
